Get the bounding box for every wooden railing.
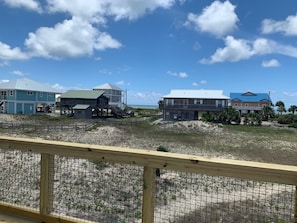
[1,136,297,222]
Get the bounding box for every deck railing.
[1,136,297,223]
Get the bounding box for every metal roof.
[0,78,59,93]
[93,83,123,91]
[72,104,91,110]
[163,89,229,99]
[61,90,105,99]
[230,92,272,102]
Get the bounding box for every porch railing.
[1,136,297,223]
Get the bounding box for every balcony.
[1,136,297,223]
[163,104,225,111]
[232,105,263,111]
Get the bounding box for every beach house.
[93,83,125,108]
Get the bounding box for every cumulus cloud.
[185,0,238,37]
[1,0,177,61]
[0,42,28,61]
[47,0,175,22]
[24,17,121,59]
[200,36,297,64]
[262,59,280,67]
[3,0,42,13]
[167,71,188,78]
[261,13,297,36]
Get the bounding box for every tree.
[219,106,240,124]
[275,101,286,115]
[261,105,274,120]
[288,105,297,114]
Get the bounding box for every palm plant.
[275,101,286,115]
[288,105,297,114]
[261,105,274,120]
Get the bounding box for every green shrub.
[278,114,297,124]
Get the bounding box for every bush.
[156,146,169,152]
[201,113,214,122]
[278,114,297,124]
[243,113,262,126]
[288,123,297,128]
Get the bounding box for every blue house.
[230,91,272,116]
[0,78,59,114]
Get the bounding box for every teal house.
[0,78,59,114]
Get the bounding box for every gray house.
[60,90,109,118]
[93,83,125,108]
[162,89,229,121]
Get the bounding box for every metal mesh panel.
[52,156,144,222]
[154,170,295,223]
[0,148,40,209]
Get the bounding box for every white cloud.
[3,0,42,13]
[167,71,188,78]
[0,42,28,61]
[47,0,175,22]
[193,80,207,87]
[99,68,112,75]
[185,1,238,37]
[200,36,253,63]
[116,80,125,85]
[128,90,162,105]
[200,36,297,64]
[261,14,297,36]
[3,0,176,60]
[24,17,121,59]
[11,70,29,76]
[262,59,280,68]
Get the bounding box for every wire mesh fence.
[52,156,144,222]
[0,148,40,209]
[154,170,295,223]
[0,143,296,223]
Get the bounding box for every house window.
[194,99,202,104]
[40,92,43,97]
[9,91,13,96]
[165,99,174,106]
[27,91,33,95]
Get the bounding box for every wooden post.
[142,166,155,223]
[294,186,297,223]
[40,153,54,215]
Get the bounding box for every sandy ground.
[0,114,296,222]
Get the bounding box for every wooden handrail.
[1,135,297,223]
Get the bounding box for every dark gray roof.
[0,78,59,93]
[61,90,105,99]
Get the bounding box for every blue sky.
[0,0,297,107]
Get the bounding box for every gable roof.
[93,83,123,91]
[163,89,229,99]
[61,90,105,99]
[0,78,59,93]
[230,92,271,102]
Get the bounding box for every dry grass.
[1,113,297,222]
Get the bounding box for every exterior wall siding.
[163,98,228,121]
[1,90,56,114]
